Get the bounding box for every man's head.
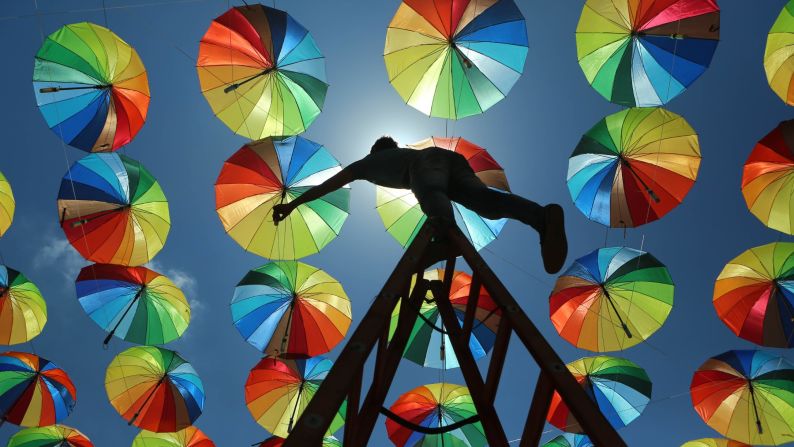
[371,136,398,153]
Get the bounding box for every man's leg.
[409,152,455,224]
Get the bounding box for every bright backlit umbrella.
[542,434,593,447]
[198,5,328,138]
[0,352,76,427]
[132,426,215,447]
[0,171,14,237]
[8,424,93,447]
[215,136,349,259]
[576,0,720,106]
[765,1,794,105]
[385,0,527,119]
[57,152,170,265]
[568,107,700,228]
[680,440,750,447]
[0,265,47,345]
[33,22,149,152]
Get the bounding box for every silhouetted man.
[273,136,567,273]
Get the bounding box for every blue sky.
[0,0,791,445]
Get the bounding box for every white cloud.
[33,231,86,284]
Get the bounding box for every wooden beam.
[520,372,554,447]
[484,318,511,403]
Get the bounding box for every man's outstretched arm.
[272,167,357,224]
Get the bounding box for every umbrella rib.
[387,45,447,82]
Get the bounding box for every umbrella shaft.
[129,375,167,425]
[619,158,660,203]
[224,67,275,93]
[40,85,110,92]
[748,383,764,434]
[602,288,633,338]
[71,205,130,227]
[287,382,305,432]
[104,287,145,345]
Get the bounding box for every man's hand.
[272,203,294,225]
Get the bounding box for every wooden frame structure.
[283,224,627,446]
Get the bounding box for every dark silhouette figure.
[273,136,567,273]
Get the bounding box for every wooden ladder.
[282,224,627,446]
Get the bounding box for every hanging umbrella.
[215,136,349,260]
[57,152,170,265]
[0,265,47,345]
[549,246,674,352]
[384,0,527,119]
[245,356,345,438]
[0,171,15,237]
[377,137,510,250]
[691,349,794,445]
[385,383,485,447]
[76,263,190,346]
[576,0,720,107]
[33,22,149,152]
[105,346,204,432]
[0,352,76,427]
[258,435,341,447]
[542,434,593,447]
[568,107,701,227]
[232,261,351,358]
[546,355,652,433]
[7,424,93,447]
[389,269,501,369]
[680,440,751,447]
[742,119,794,235]
[132,426,215,447]
[714,242,794,348]
[765,1,794,105]
[197,5,328,139]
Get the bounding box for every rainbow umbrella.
[680,440,750,447]
[765,1,794,105]
[568,107,701,227]
[691,350,794,445]
[742,119,794,235]
[105,346,204,432]
[546,356,652,433]
[389,269,501,369]
[576,0,720,106]
[8,424,93,447]
[714,242,794,348]
[245,356,345,438]
[132,426,215,447]
[197,5,327,139]
[384,0,527,119]
[385,383,485,447]
[33,22,149,152]
[215,136,349,260]
[57,152,170,265]
[550,246,674,352]
[76,263,190,346]
[0,266,47,345]
[0,352,76,427]
[258,436,340,447]
[542,434,593,447]
[232,261,351,358]
[0,171,15,237]
[376,137,510,250]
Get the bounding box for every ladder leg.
[484,319,511,403]
[520,372,554,447]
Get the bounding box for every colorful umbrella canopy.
[765,1,794,105]
[542,434,593,447]
[0,352,76,427]
[57,152,170,265]
[385,383,485,447]
[389,269,501,369]
[197,5,328,139]
[0,171,15,237]
[76,263,190,346]
[546,355,652,433]
[0,266,47,345]
[377,137,510,250]
[245,356,345,438]
[258,436,341,447]
[550,246,674,352]
[691,350,794,445]
[33,22,149,152]
[742,119,794,235]
[714,242,794,348]
[231,261,351,358]
[7,424,93,447]
[576,0,720,107]
[215,136,349,260]
[680,440,750,447]
[105,346,204,432]
[132,426,215,447]
[568,107,701,227]
[384,0,527,119]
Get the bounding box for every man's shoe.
[541,204,567,274]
